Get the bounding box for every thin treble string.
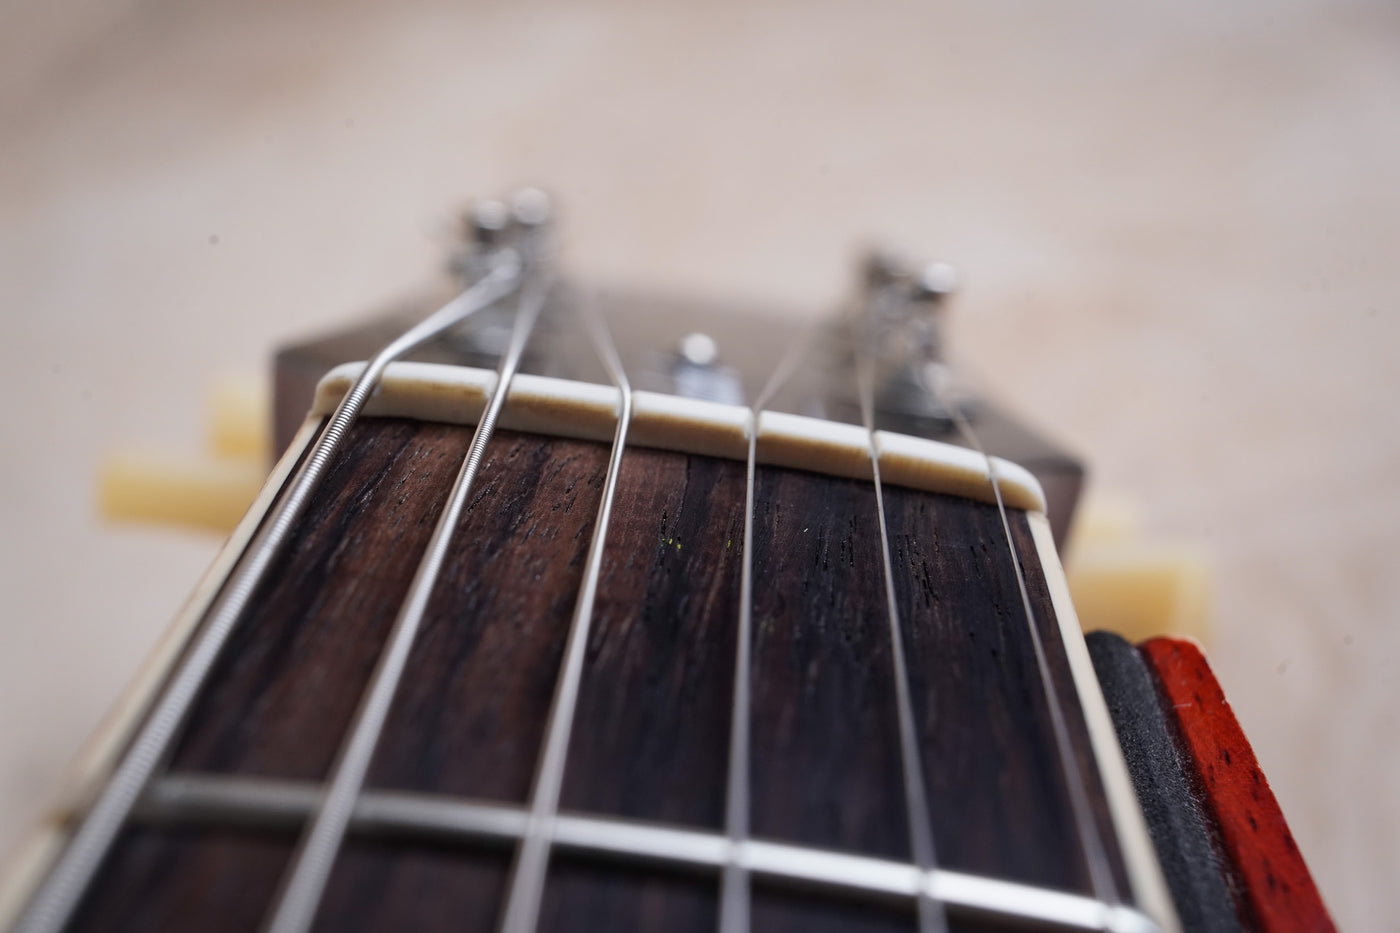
[940,393,1121,914]
[853,348,949,933]
[262,262,552,933]
[12,253,524,933]
[719,328,820,933]
[498,292,634,933]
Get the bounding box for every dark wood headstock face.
[273,280,1085,546]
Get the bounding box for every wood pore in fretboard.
[64,418,1146,933]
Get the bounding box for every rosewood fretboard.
[56,417,1152,932]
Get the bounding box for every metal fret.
[855,353,949,933]
[262,263,552,933]
[11,253,523,933]
[497,297,634,933]
[943,403,1121,912]
[134,773,1159,932]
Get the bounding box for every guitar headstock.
[274,196,1086,544]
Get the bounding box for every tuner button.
[677,332,720,366]
[511,187,553,228]
[466,199,511,245]
[910,262,959,304]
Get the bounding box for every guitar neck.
[10,348,1176,932]
[3,189,1184,928]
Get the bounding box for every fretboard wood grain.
[58,418,1144,932]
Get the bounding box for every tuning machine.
[843,248,973,427]
[856,250,957,358]
[449,187,555,286]
[434,188,558,359]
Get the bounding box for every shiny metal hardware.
[836,249,970,427]
[855,249,955,365]
[677,332,720,367]
[451,188,554,285]
[134,773,1156,932]
[510,187,553,229]
[444,188,557,357]
[670,332,745,405]
[465,198,511,244]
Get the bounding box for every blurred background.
[1,0,1396,928]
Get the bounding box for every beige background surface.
[1,0,1397,928]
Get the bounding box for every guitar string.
[853,345,950,933]
[497,289,634,933]
[939,390,1122,916]
[10,251,524,933]
[261,260,552,933]
[719,330,820,933]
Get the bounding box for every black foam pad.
[1086,631,1243,933]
